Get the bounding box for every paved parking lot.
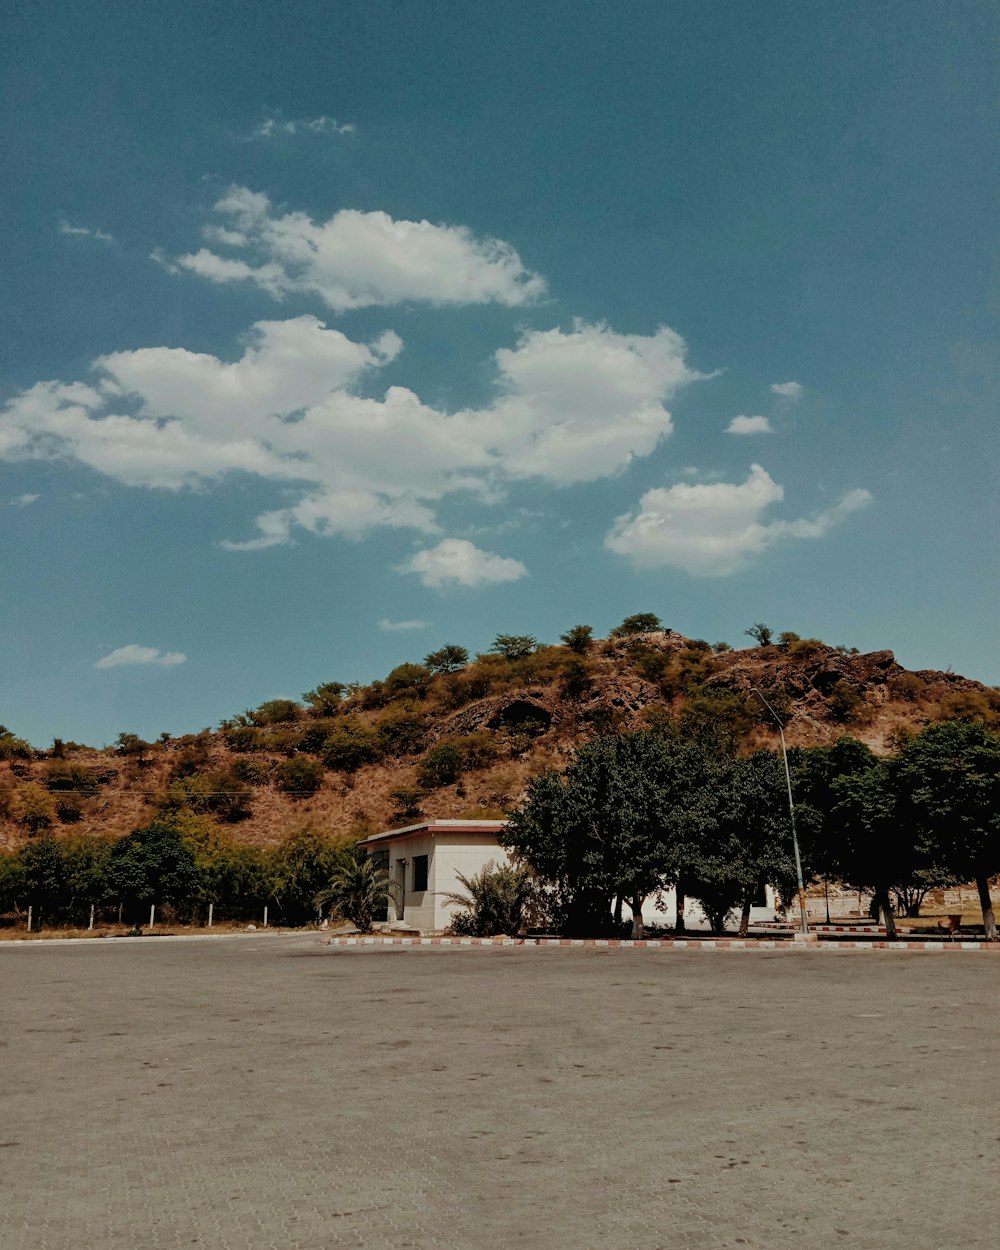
[1,937,997,1249]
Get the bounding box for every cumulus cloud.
[725,414,773,436]
[252,113,355,139]
[0,316,701,549]
[59,221,115,243]
[169,186,546,312]
[9,493,40,506]
[606,464,872,576]
[377,618,431,631]
[770,381,803,400]
[95,645,187,669]
[398,539,527,588]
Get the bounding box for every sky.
[2,0,999,747]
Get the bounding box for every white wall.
[383,832,510,931]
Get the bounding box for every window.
[412,855,429,892]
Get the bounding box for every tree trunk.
[976,875,997,941]
[613,895,623,929]
[631,896,644,940]
[674,885,686,934]
[873,883,897,939]
[738,894,752,938]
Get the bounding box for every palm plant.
[314,853,389,933]
[441,860,530,937]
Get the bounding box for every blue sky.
[2,0,998,747]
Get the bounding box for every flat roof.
[358,818,508,847]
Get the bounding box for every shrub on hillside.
[229,758,273,786]
[828,680,864,723]
[274,756,325,798]
[0,728,34,761]
[384,663,432,699]
[417,742,465,789]
[322,721,383,774]
[302,682,347,717]
[490,634,537,660]
[16,784,56,832]
[376,706,430,756]
[248,699,300,726]
[44,762,101,794]
[560,624,594,654]
[611,612,663,637]
[424,644,469,674]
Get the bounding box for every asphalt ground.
[1,936,997,1250]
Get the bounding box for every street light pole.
[751,688,810,936]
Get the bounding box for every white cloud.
[465,321,701,483]
[10,493,40,506]
[725,414,773,435]
[95,645,187,669]
[170,186,546,311]
[398,539,527,588]
[378,618,431,631]
[59,221,114,243]
[606,464,872,576]
[252,113,355,139]
[770,381,803,400]
[1,316,704,550]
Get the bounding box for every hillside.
[2,626,997,854]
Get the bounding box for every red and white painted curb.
[322,934,998,953]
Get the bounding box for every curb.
[322,935,999,953]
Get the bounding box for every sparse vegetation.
[611,612,662,637]
[744,622,774,647]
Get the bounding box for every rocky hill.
[2,627,997,853]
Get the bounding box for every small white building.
[360,817,783,933]
[357,819,512,932]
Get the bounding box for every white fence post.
[208,902,214,928]
[263,905,268,928]
[89,904,95,931]
[148,904,155,931]
[27,906,32,933]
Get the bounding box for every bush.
[44,762,101,794]
[0,727,34,760]
[229,758,273,786]
[383,663,432,698]
[322,721,383,774]
[159,770,253,822]
[787,637,825,657]
[611,613,663,637]
[302,682,346,717]
[560,656,595,697]
[248,699,300,727]
[222,724,259,752]
[442,861,531,937]
[828,680,863,723]
[274,757,325,798]
[417,742,465,789]
[16,784,56,832]
[376,707,430,756]
[168,744,211,781]
[389,788,424,822]
[890,672,925,703]
[55,797,84,823]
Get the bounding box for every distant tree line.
[0,818,357,930]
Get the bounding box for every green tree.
[441,861,531,936]
[894,721,1000,940]
[314,849,388,933]
[105,819,201,921]
[611,613,662,637]
[560,625,594,654]
[424,644,469,674]
[744,622,774,647]
[115,732,151,760]
[20,835,68,925]
[0,726,33,760]
[383,663,432,698]
[502,732,723,938]
[269,829,345,925]
[490,634,537,660]
[792,738,917,938]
